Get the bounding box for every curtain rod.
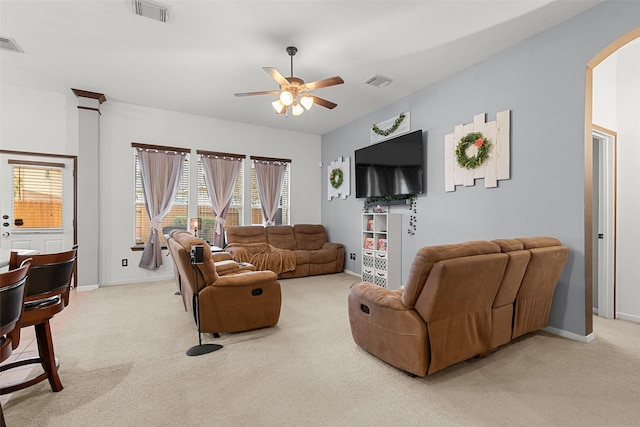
[197,150,245,159]
[131,142,190,154]
[250,155,291,163]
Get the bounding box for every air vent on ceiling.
[363,74,393,88]
[131,0,169,23]
[0,37,24,53]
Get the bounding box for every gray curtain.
[138,149,185,270]
[202,155,241,247]
[254,160,287,225]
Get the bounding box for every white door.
[593,128,616,319]
[0,153,75,254]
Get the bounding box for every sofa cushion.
[266,225,298,251]
[491,238,530,307]
[492,238,524,252]
[402,241,501,309]
[516,236,561,249]
[307,248,337,264]
[293,250,310,265]
[512,243,569,339]
[415,253,508,374]
[226,226,267,245]
[293,224,328,250]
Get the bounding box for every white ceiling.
[0,0,602,136]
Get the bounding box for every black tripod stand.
[187,248,223,356]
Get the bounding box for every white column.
[72,89,106,289]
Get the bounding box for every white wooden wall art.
[370,112,411,144]
[444,110,510,192]
[328,157,350,200]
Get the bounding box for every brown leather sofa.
[224,224,345,279]
[167,230,255,297]
[167,231,281,334]
[348,237,569,376]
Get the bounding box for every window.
[10,161,64,229]
[131,147,290,247]
[196,157,244,243]
[251,159,290,225]
[134,148,189,245]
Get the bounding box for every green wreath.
[372,113,406,136]
[329,168,344,189]
[455,132,491,169]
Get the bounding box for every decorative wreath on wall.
[455,132,491,169]
[329,168,344,189]
[372,113,406,136]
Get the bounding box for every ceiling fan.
[234,46,344,116]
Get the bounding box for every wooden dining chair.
[0,247,77,394]
[0,261,31,425]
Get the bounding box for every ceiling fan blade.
[310,95,337,110]
[263,67,290,86]
[304,76,344,91]
[234,90,280,97]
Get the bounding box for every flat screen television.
[354,130,424,199]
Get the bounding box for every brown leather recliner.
[349,237,569,376]
[349,241,508,376]
[167,230,255,298]
[168,232,281,334]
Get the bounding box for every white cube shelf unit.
[361,212,401,289]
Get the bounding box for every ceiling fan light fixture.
[300,95,314,110]
[280,90,294,106]
[292,102,304,116]
[272,99,286,114]
[234,46,344,118]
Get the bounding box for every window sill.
[130,244,168,251]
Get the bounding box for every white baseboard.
[76,284,99,292]
[343,269,361,278]
[616,312,640,323]
[88,275,174,288]
[543,326,596,343]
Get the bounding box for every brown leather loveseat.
[168,231,282,334]
[348,237,569,376]
[224,224,345,279]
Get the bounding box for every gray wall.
[320,0,640,337]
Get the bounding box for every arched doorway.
[584,27,640,334]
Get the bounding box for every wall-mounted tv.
[354,129,424,199]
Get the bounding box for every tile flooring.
[0,288,88,405]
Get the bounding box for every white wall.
[321,0,640,337]
[1,84,322,286]
[593,55,618,131]
[614,41,640,322]
[593,40,640,323]
[0,85,77,153]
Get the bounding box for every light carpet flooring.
[2,272,640,427]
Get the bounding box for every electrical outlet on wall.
[350,253,356,260]
[122,259,128,267]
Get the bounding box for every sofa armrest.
[211,270,278,288]
[322,242,344,251]
[211,252,233,262]
[350,282,406,311]
[215,259,241,275]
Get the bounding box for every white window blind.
[10,161,64,229]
